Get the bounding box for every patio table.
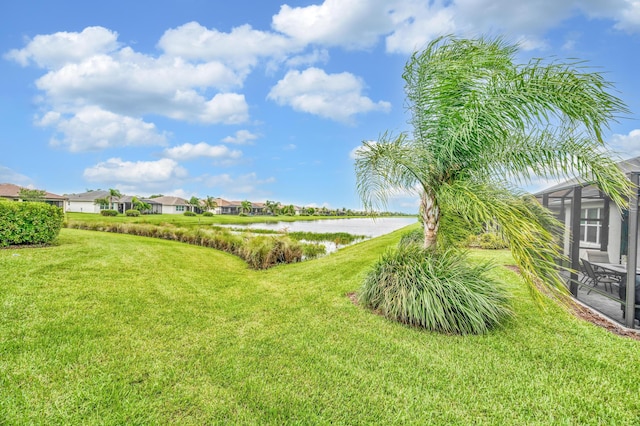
[591,262,640,281]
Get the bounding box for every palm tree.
[282,204,296,216]
[240,200,252,215]
[203,196,218,213]
[355,35,632,294]
[132,197,151,213]
[189,196,201,214]
[265,200,280,216]
[94,196,110,209]
[108,188,122,210]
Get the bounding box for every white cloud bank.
[37,106,167,152]
[163,142,242,161]
[221,130,260,145]
[204,172,276,198]
[5,0,640,154]
[268,67,390,123]
[609,129,640,159]
[84,158,187,184]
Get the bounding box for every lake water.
[229,217,417,238]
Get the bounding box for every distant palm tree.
[281,204,296,216]
[132,197,151,213]
[265,200,280,215]
[108,188,122,210]
[94,196,110,209]
[203,196,218,213]
[240,200,252,215]
[355,35,632,294]
[189,196,201,214]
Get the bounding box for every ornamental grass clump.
[243,236,302,269]
[359,245,512,335]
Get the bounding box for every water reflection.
[228,217,417,238]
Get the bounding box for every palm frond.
[438,180,567,298]
[354,132,428,211]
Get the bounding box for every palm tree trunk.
[420,190,439,249]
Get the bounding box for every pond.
[228,217,417,238]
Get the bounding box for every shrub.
[302,242,327,259]
[242,236,302,269]
[479,232,509,249]
[100,209,118,216]
[359,246,512,335]
[183,211,196,216]
[0,202,64,247]
[125,209,140,217]
[202,211,214,217]
[398,228,423,247]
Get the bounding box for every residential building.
[0,183,67,212]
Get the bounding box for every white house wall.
[67,200,101,213]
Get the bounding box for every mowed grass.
[1,228,640,424]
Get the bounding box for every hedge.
[0,201,65,247]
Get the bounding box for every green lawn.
[1,228,639,424]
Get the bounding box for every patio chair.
[582,259,618,293]
[586,250,610,263]
[585,250,622,282]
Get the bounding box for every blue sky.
[1,0,639,212]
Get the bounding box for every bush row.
[0,201,64,247]
[66,221,304,269]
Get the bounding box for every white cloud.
[272,0,394,49]
[283,144,297,150]
[221,129,260,145]
[33,49,246,122]
[163,142,242,161]
[205,172,276,196]
[349,141,376,160]
[36,106,167,152]
[613,0,640,32]
[158,21,300,71]
[0,165,32,186]
[270,0,639,57]
[84,158,187,184]
[7,26,250,130]
[385,3,457,54]
[609,129,640,159]
[166,92,249,124]
[4,26,119,68]
[285,49,330,68]
[383,0,640,54]
[267,67,391,123]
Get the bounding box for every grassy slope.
[1,228,639,424]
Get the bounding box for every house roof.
[65,190,112,201]
[0,183,67,200]
[150,196,190,206]
[535,156,640,199]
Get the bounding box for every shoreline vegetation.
[65,213,372,269]
[2,227,640,423]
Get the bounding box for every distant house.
[214,199,267,215]
[119,196,162,214]
[66,190,162,214]
[215,198,240,215]
[66,190,113,213]
[0,183,68,212]
[150,196,192,214]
